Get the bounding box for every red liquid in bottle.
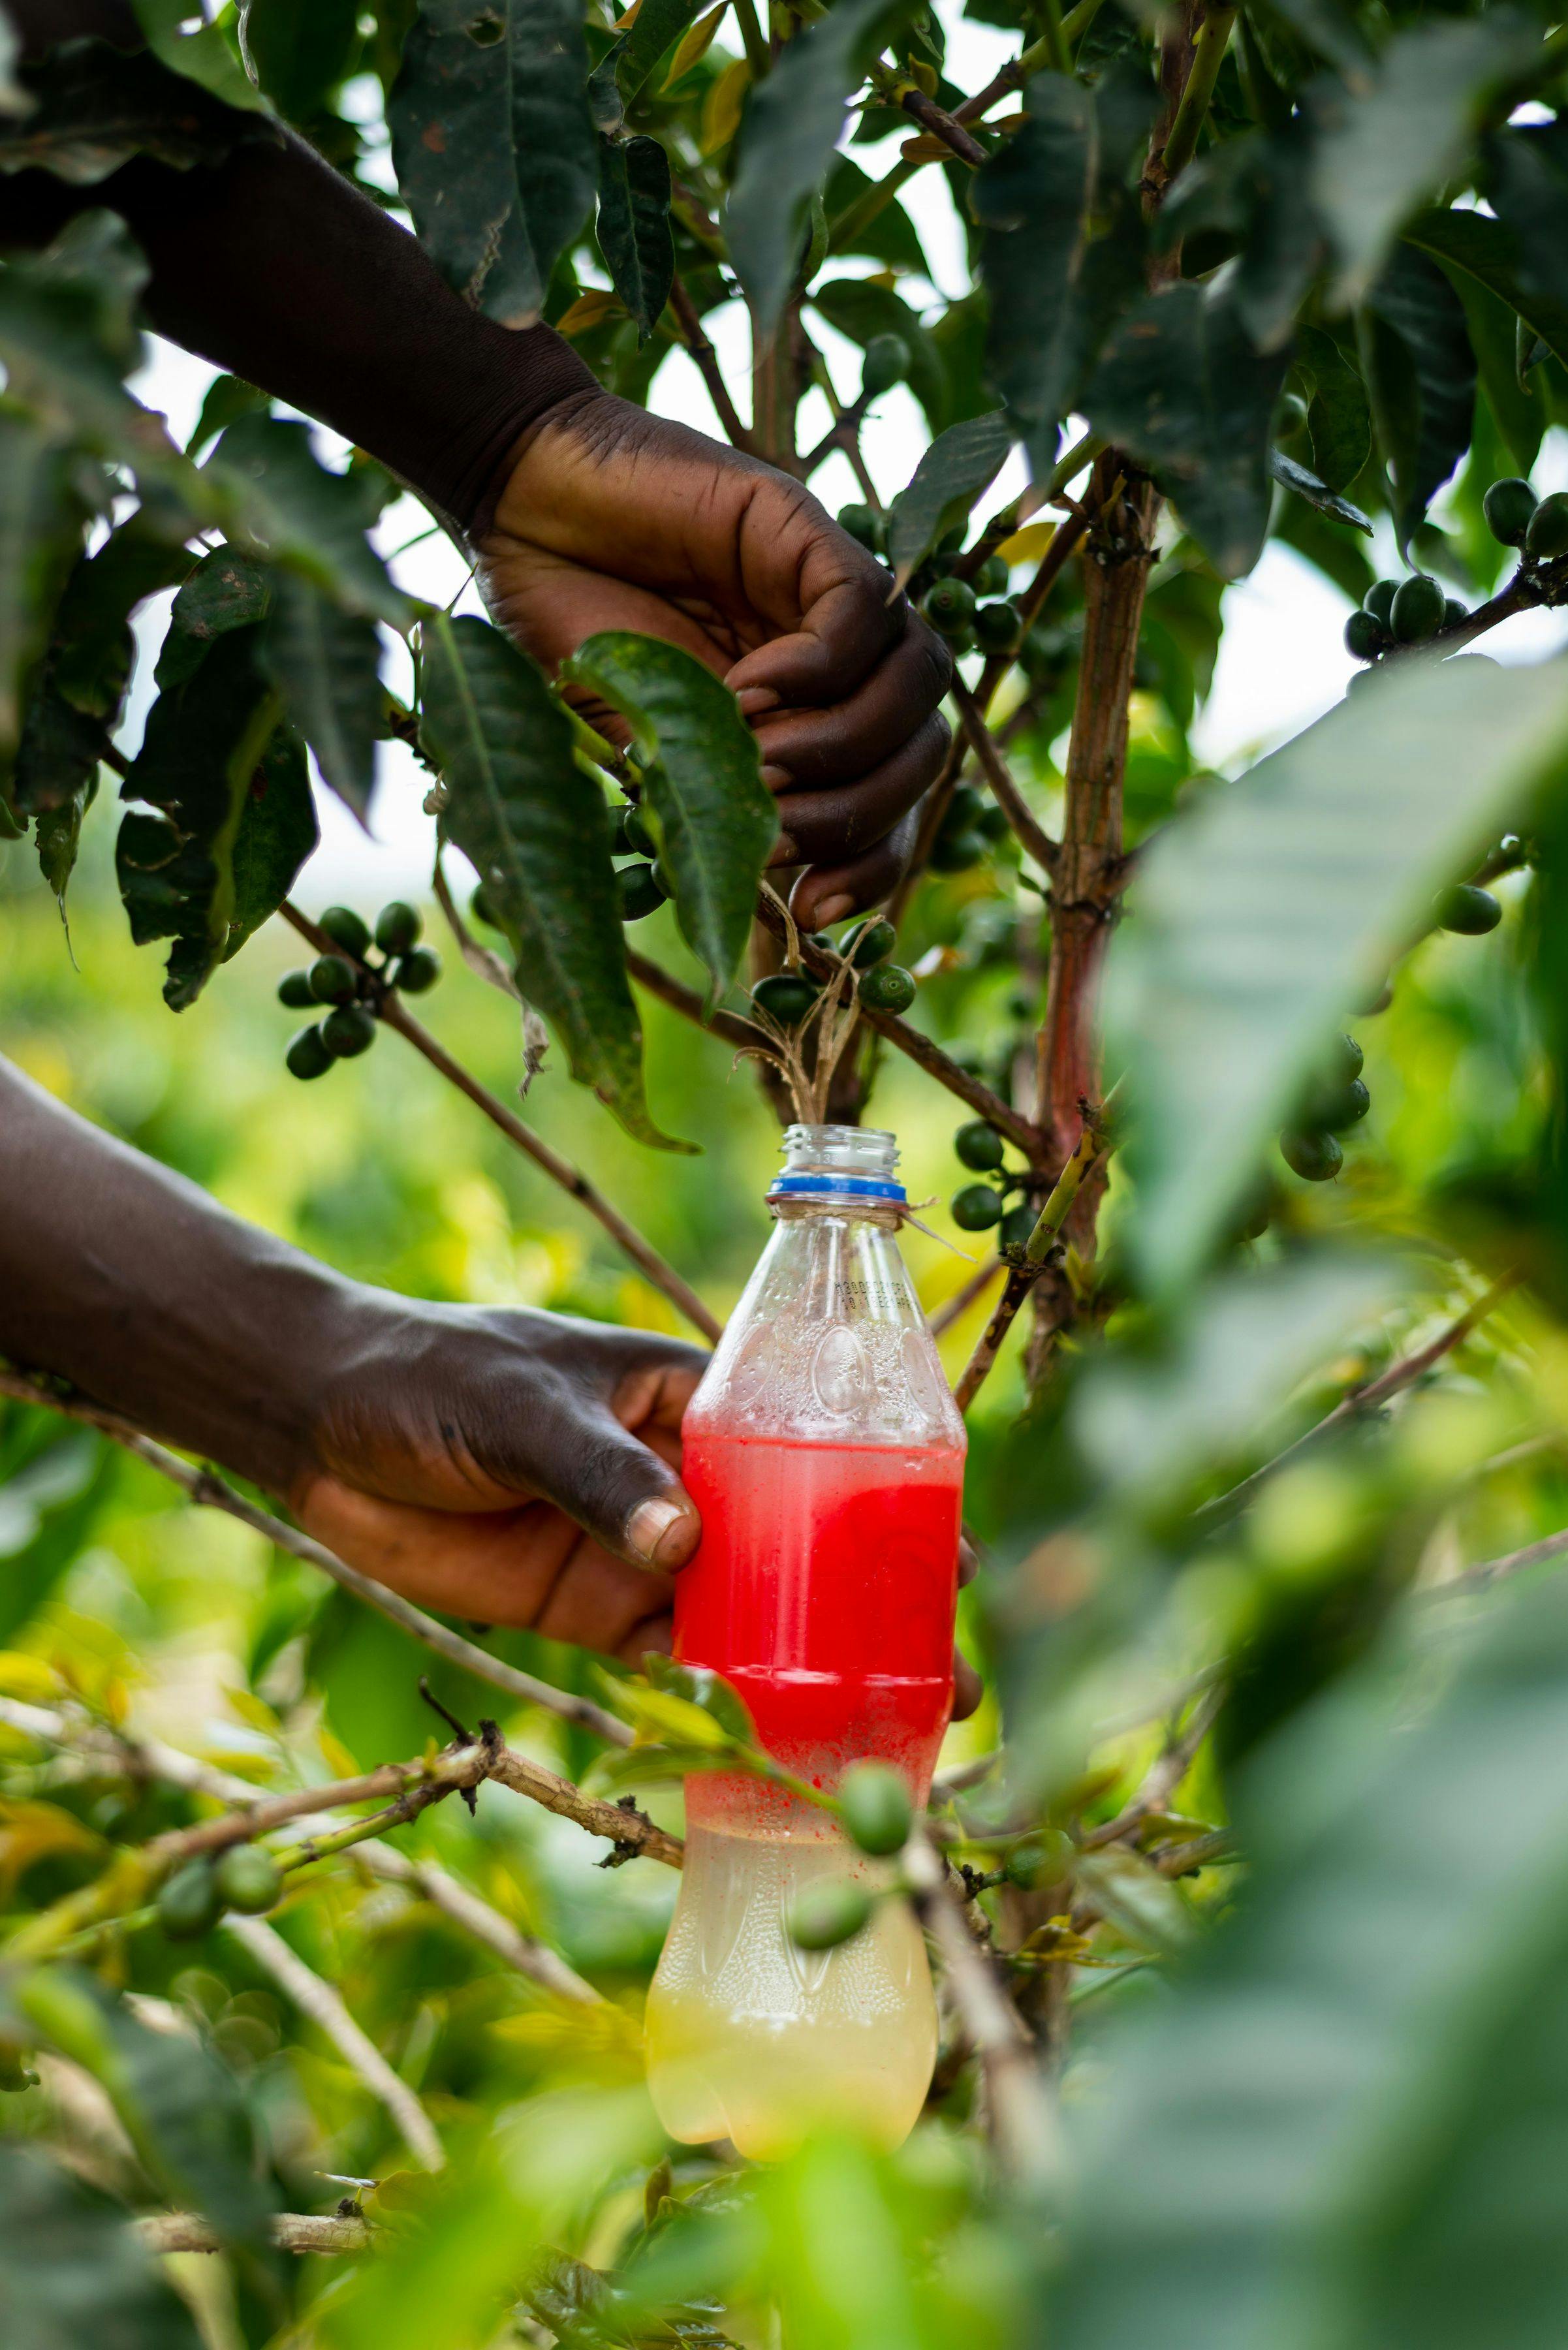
[676,1426,964,1826]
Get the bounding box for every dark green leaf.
[1294,321,1371,494]
[0,37,269,182]
[977,67,1152,471]
[420,614,683,1147]
[595,133,674,342]
[238,0,362,121]
[207,415,407,625]
[186,371,269,459]
[644,1653,758,1742]
[261,571,383,820]
[0,2140,205,2350]
[727,0,922,330]
[32,766,96,907]
[131,0,271,111]
[1086,281,1289,580]
[1267,447,1372,533]
[388,0,596,329]
[1159,123,1319,353]
[1272,488,1377,604]
[1360,243,1474,552]
[563,630,775,1001]
[1404,202,1568,379]
[155,544,272,689]
[811,276,945,428]
[1255,0,1373,80]
[118,625,282,1009]
[1053,1573,1568,2350]
[0,409,90,771]
[1310,16,1541,306]
[225,724,318,954]
[1112,651,1568,1292]
[589,0,700,129]
[823,154,929,276]
[885,409,1012,588]
[1444,262,1543,478]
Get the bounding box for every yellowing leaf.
[223,1687,281,1737]
[702,56,749,155]
[556,289,629,338]
[665,0,728,86]
[0,1800,103,1897]
[614,1682,734,1749]
[995,519,1056,565]
[0,1653,61,1704]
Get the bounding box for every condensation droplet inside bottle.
[900,1326,949,1424]
[727,1324,772,1406]
[811,1324,870,1415]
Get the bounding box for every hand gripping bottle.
[645,1124,966,2158]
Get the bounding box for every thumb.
[534,1386,701,1573]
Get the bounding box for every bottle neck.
[767,1123,905,1221]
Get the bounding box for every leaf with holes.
[0,38,266,183]
[420,614,684,1148]
[155,542,271,690]
[388,0,596,330]
[595,134,674,342]
[564,631,774,1002]
[726,0,923,330]
[885,409,1013,589]
[589,0,702,130]
[261,571,383,821]
[1111,651,1568,1294]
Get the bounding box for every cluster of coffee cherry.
[750,917,918,1024]
[949,1119,1039,1244]
[277,902,439,1079]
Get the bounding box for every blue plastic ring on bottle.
[767,1174,907,1202]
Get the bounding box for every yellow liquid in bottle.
[644,1825,937,2161]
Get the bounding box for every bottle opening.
[768,1123,905,1209]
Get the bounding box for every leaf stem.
[1159,3,1236,185]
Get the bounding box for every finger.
[958,1536,979,1589]
[789,800,922,929]
[725,563,905,710]
[771,710,948,868]
[750,618,951,789]
[520,1371,703,1573]
[953,1647,983,1721]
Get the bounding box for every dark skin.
[0,4,976,1709]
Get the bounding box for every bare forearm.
[0,1058,351,1493]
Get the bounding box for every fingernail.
[760,762,793,793]
[736,685,781,717]
[626,1495,695,1567]
[769,833,799,865]
[816,893,854,924]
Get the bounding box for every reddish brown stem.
[898,87,989,165]
[669,277,755,454]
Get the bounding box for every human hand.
[477,391,952,928]
[292,1300,708,1664]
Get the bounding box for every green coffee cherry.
[617,863,667,923]
[788,1879,874,1951]
[952,1182,1005,1231]
[1004,1828,1074,1889]
[1001,1202,1037,1249]
[285,1024,332,1080]
[977,804,1011,843]
[1335,1033,1364,1081]
[972,600,1020,655]
[1279,1128,1343,1182]
[318,905,371,959]
[1317,1077,1370,1131]
[1526,491,1568,561]
[838,501,883,554]
[1435,881,1502,935]
[860,332,910,400]
[1343,610,1388,663]
[944,784,984,832]
[471,882,502,930]
[394,945,441,992]
[851,917,896,968]
[277,969,315,1009]
[858,963,916,1013]
[753,971,821,1024]
[839,1762,913,1856]
[954,1119,1005,1171]
[157,1858,222,1941]
[215,1843,283,1915]
[928,830,986,873]
[1363,579,1398,627]
[308,952,358,1005]
[975,554,1011,598]
[1390,574,1445,644]
[374,901,421,956]
[621,801,657,858]
[923,576,977,637]
[0,2044,37,2092]
[322,1003,376,1059]
[1443,598,1467,631]
[1483,475,1539,547]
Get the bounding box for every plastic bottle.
[645,1123,966,2159]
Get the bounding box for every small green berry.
[308,952,357,1005]
[976,804,1011,842]
[471,882,502,930]
[838,501,883,554]
[972,600,1020,655]
[374,900,421,955]
[952,1183,1005,1231]
[788,1880,874,1951]
[839,1762,913,1856]
[318,905,371,958]
[860,332,910,400]
[277,968,315,1009]
[1363,579,1398,627]
[851,917,897,968]
[1435,882,1502,935]
[621,801,657,858]
[1004,1828,1074,1889]
[1442,598,1467,631]
[616,862,667,923]
[928,830,987,873]
[923,576,977,637]
[1390,574,1445,643]
[1343,610,1388,663]
[858,962,916,1013]
[1000,1202,1037,1249]
[752,971,821,1024]
[322,1003,376,1058]
[157,1858,221,1941]
[1526,491,1568,561]
[285,1024,332,1080]
[215,1843,283,1915]
[1279,1128,1343,1182]
[1335,1033,1364,1081]
[1483,476,1539,547]
[954,1119,1005,1172]
[394,945,442,992]
[975,554,1011,597]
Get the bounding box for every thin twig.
[951,676,1059,873]
[1195,1276,1518,1533]
[225,1914,445,2170]
[356,1845,600,2003]
[136,2212,371,2256]
[281,903,721,1347]
[1079,1681,1225,1852]
[902,1831,1057,2184]
[1425,1524,1568,1603]
[0,1364,633,1746]
[896,86,989,166]
[669,277,755,452]
[928,1257,1006,1338]
[623,946,772,1054]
